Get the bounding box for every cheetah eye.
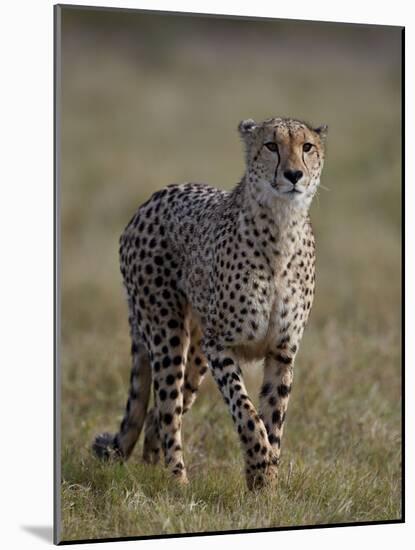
[303,143,313,152]
[265,142,279,153]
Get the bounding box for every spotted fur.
[93,117,327,490]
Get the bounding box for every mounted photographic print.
[54,4,404,544]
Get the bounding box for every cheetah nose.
[284,170,303,184]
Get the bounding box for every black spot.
[260,383,272,397]
[277,384,291,397]
[162,356,171,368]
[247,419,255,431]
[159,389,167,401]
[154,256,164,266]
[166,374,175,385]
[170,336,180,347]
[276,354,292,365]
[163,413,173,425]
[268,433,280,446]
[272,410,281,425]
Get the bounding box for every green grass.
[59,11,402,542]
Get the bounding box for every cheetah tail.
[92,335,152,461]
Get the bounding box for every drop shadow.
[21,525,54,543]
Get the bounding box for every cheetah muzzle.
[92,116,328,491]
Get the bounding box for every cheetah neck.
[233,177,310,259]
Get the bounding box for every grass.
[59,10,402,543]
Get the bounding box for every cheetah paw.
[92,432,122,461]
[246,464,278,491]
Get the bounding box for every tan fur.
[93,117,327,490]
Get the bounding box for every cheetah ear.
[238,119,258,137]
[314,124,328,141]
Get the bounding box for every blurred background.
[59,6,402,542]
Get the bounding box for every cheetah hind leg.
[142,406,161,465]
[142,321,208,464]
[92,333,152,461]
[183,321,209,414]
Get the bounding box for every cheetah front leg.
[259,350,295,463]
[203,342,278,490]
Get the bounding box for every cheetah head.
[238,117,327,209]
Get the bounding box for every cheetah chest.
[230,251,315,359]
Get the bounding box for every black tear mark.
[273,130,280,183]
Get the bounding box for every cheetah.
[93,117,328,490]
